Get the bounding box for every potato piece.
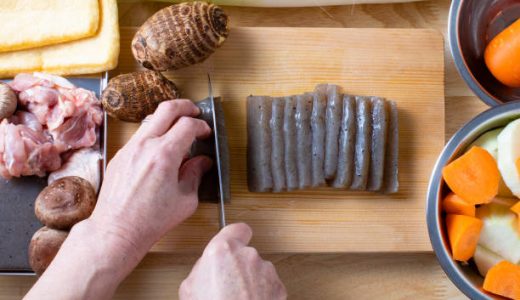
[35,176,96,230]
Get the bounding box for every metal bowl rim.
[427,100,520,300]
[448,0,502,107]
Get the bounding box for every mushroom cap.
[35,176,96,230]
[28,226,68,276]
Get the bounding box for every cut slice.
[469,127,513,197]
[497,119,520,198]
[446,214,483,262]
[442,146,499,205]
[442,193,475,217]
[483,261,520,300]
[476,203,520,264]
[473,246,504,277]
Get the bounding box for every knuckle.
[206,240,232,257]
[158,99,179,112]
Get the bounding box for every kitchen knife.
[208,74,227,229]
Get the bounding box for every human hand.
[179,223,287,300]
[90,99,212,257]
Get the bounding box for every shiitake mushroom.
[132,1,229,71]
[101,70,179,122]
[35,176,96,230]
[29,226,68,276]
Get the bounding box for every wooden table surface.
[1,0,484,298]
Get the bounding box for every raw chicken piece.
[0,116,61,179]
[10,73,103,151]
[48,148,102,192]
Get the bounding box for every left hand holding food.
[90,99,212,256]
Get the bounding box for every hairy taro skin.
[132,1,229,72]
[101,70,179,122]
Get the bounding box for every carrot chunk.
[446,214,483,261]
[485,18,520,88]
[442,193,475,217]
[483,260,520,300]
[442,146,499,205]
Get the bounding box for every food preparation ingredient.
[484,19,520,88]
[270,97,286,192]
[483,261,520,300]
[442,193,475,217]
[442,146,499,205]
[132,1,229,72]
[9,72,103,152]
[247,84,399,193]
[191,97,230,203]
[35,176,97,230]
[446,214,483,261]
[476,202,520,264]
[0,82,17,119]
[332,95,356,188]
[473,246,504,277]
[351,96,372,190]
[283,96,298,191]
[295,93,313,189]
[311,91,326,187]
[28,226,68,276]
[497,119,520,198]
[0,0,119,78]
[382,101,399,194]
[0,112,61,178]
[48,148,102,193]
[469,128,513,197]
[0,0,99,53]
[368,97,388,192]
[322,84,342,180]
[247,96,273,192]
[101,70,179,122]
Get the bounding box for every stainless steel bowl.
[427,101,520,299]
[449,0,520,106]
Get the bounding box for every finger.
[210,223,253,247]
[135,100,200,139]
[162,116,212,158]
[178,156,213,194]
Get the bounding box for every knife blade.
[208,74,227,229]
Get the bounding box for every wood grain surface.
[111,26,445,253]
[0,0,477,299]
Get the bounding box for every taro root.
[35,176,96,230]
[29,227,68,276]
[101,70,179,122]
[132,1,229,71]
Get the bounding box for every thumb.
[178,155,213,194]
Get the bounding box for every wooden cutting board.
[109,27,444,253]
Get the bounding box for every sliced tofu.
[497,119,520,197]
